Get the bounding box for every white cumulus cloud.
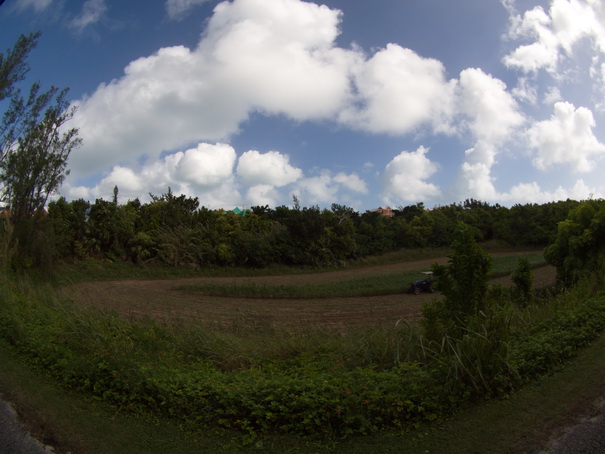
[293,170,368,206]
[500,179,602,204]
[245,184,281,207]
[236,150,302,187]
[459,161,498,201]
[66,142,239,205]
[528,101,605,172]
[381,146,440,204]
[341,44,456,135]
[454,68,524,200]
[175,142,237,188]
[69,0,357,177]
[457,68,524,147]
[503,0,605,73]
[333,172,368,194]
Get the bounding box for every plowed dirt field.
[62,254,556,330]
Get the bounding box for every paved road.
[0,399,55,454]
[542,398,605,454]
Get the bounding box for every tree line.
[7,193,573,270]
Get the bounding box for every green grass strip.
[175,254,547,298]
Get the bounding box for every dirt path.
[61,253,556,330]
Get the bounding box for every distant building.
[373,206,395,218]
[223,207,247,216]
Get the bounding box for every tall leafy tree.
[545,199,605,285]
[0,33,81,269]
[0,32,39,103]
[1,33,81,218]
[1,33,41,163]
[1,87,81,218]
[422,223,493,341]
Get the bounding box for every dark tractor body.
[409,271,435,295]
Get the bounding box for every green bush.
[511,256,533,305]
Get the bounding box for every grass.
[489,253,546,277]
[49,248,456,286]
[1,324,604,453]
[174,253,547,299]
[175,272,422,298]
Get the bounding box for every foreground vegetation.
[2,328,605,454]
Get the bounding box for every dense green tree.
[433,223,492,317]
[1,33,80,270]
[47,197,90,259]
[1,86,80,218]
[398,202,425,222]
[511,256,533,305]
[422,223,493,341]
[545,199,605,285]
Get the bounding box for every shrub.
[511,256,533,306]
[423,223,493,340]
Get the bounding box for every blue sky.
[1,0,604,211]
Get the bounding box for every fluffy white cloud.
[292,170,368,206]
[236,150,302,187]
[166,0,210,20]
[293,172,339,206]
[543,86,563,105]
[70,0,357,176]
[454,68,524,200]
[504,0,605,73]
[66,142,239,204]
[512,77,538,104]
[245,184,281,207]
[500,179,602,203]
[381,146,440,204]
[457,68,524,147]
[97,166,144,195]
[459,161,498,201]
[504,6,559,72]
[341,44,456,135]
[206,0,356,121]
[69,0,107,32]
[175,143,237,188]
[333,172,368,194]
[528,101,605,172]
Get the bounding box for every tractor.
[409,271,436,295]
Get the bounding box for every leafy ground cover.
[2,329,604,454]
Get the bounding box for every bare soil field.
[61,254,556,330]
